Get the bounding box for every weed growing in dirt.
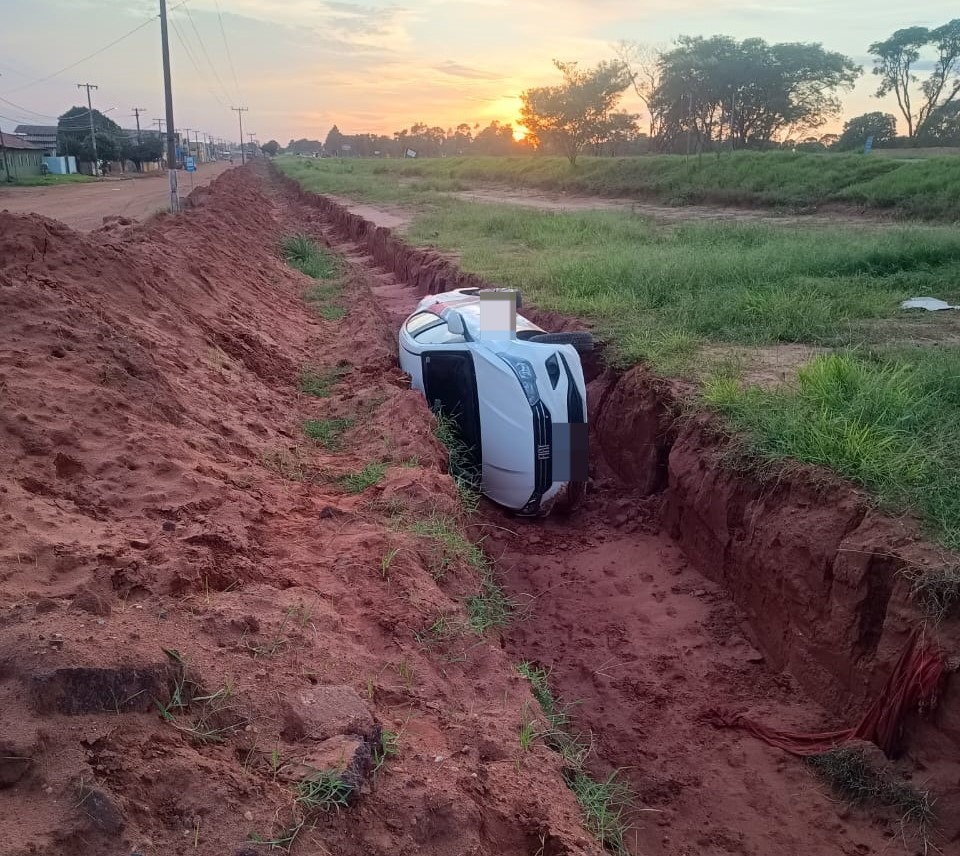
[433,410,482,513]
[303,417,354,450]
[261,447,310,482]
[298,364,350,398]
[406,513,487,578]
[373,729,401,775]
[338,461,387,493]
[249,819,306,852]
[519,703,540,752]
[281,234,339,280]
[466,573,514,633]
[903,564,960,624]
[807,748,936,842]
[517,662,573,733]
[564,770,634,856]
[380,547,400,579]
[294,769,354,812]
[155,650,245,744]
[414,613,468,645]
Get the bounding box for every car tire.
[553,481,586,515]
[528,331,593,352]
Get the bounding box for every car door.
[422,350,482,473]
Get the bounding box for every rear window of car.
[406,311,443,336]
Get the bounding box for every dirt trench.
[274,165,960,856]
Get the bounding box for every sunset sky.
[1,0,956,145]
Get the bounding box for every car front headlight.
[499,354,540,406]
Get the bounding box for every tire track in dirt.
[273,167,948,856]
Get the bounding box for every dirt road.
[0,160,234,230]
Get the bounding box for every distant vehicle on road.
[399,288,591,516]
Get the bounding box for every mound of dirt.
[0,169,596,855]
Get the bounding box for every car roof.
[416,292,545,337]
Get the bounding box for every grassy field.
[9,173,94,187]
[279,152,960,220]
[279,156,960,550]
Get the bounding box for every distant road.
[0,161,235,230]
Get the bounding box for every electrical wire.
[181,0,233,105]
[169,13,226,109]
[214,0,242,100]
[7,16,157,94]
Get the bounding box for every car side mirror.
[446,311,466,337]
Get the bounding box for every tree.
[835,112,898,149]
[870,20,960,139]
[918,101,960,144]
[324,125,346,155]
[261,139,281,156]
[124,135,164,171]
[651,36,860,152]
[519,60,632,165]
[472,120,518,155]
[57,106,125,164]
[614,41,664,137]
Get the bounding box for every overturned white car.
[399,288,591,515]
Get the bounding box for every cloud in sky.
[0,0,954,144]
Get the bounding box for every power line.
[169,11,226,109]
[8,16,157,94]
[181,0,232,105]
[214,0,241,100]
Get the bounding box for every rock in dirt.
[30,664,174,714]
[71,586,112,616]
[0,742,33,787]
[280,685,375,742]
[279,733,376,791]
[76,785,126,834]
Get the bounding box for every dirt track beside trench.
[1,163,954,856]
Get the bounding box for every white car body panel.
[398,288,588,514]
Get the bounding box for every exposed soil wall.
[278,167,960,783]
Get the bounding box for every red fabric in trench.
[714,630,946,757]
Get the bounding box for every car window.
[405,311,443,337]
[415,319,466,345]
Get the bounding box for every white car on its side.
[399,288,591,516]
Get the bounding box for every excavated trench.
[273,167,960,855]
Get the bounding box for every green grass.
[278,152,960,220]
[705,350,960,550]
[298,365,349,398]
[338,461,387,493]
[281,233,339,279]
[294,769,354,812]
[303,416,354,449]
[564,770,634,856]
[807,748,935,841]
[400,203,960,371]
[433,411,481,512]
[9,173,94,186]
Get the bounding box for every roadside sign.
[405,148,418,158]
[864,136,874,154]
[185,156,196,172]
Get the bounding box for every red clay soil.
[0,168,598,856]
[276,169,960,856]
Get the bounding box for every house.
[13,124,58,155]
[1,132,45,179]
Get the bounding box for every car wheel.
[553,481,586,515]
[528,331,593,353]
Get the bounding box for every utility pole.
[194,129,201,163]
[231,106,248,164]
[159,0,179,213]
[77,82,99,175]
[183,128,193,161]
[132,107,146,144]
[247,132,257,158]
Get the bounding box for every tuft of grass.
[261,447,309,482]
[903,564,960,624]
[249,819,307,852]
[705,350,960,551]
[299,364,350,398]
[281,234,339,279]
[466,573,514,633]
[303,416,354,450]
[433,410,482,513]
[380,546,400,579]
[807,748,936,840]
[155,652,244,744]
[372,729,400,775]
[414,613,468,645]
[406,513,487,577]
[294,769,354,812]
[338,461,387,493]
[564,770,634,856]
